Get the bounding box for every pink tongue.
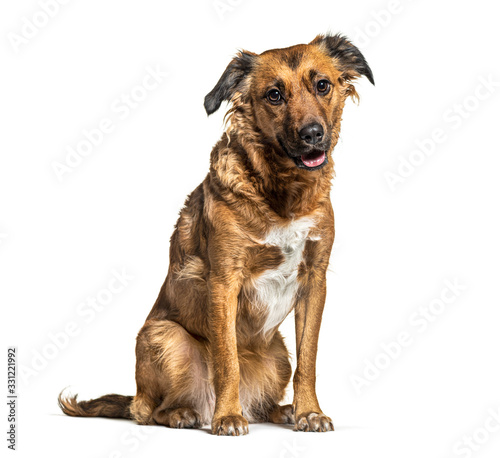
[301,151,326,168]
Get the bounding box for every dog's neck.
[210,111,334,220]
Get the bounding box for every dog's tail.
[58,389,134,420]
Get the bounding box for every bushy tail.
[58,389,134,420]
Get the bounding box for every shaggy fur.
[59,33,373,436]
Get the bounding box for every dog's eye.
[267,89,282,104]
[317,80,331,94]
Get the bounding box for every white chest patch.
[254,217,319,335]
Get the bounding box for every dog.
[59,33,374,436]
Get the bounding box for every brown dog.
[59,33,374,435]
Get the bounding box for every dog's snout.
[299,123,324,145]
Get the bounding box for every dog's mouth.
[297,150,327,169]
[290,148,329,171]
[277,138,329,171]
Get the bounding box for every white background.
[1,0,500,457]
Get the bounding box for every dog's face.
[204,34,374,171]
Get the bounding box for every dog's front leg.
[293,237,335,432]
[209,273,248,436]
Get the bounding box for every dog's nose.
[299,123,324,145]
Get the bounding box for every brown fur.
[58,33,373,435]
[58,393,133,419]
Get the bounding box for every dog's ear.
[204,51,257,116]
[311,33,374,86]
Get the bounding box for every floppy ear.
[204,51,257,116]
[311,33,375,86]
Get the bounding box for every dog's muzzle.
[279,138,329,171]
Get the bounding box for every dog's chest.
[253,217,317,334]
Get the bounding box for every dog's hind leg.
[130,319,214,428]
[239,331,293,423]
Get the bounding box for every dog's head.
[204,34,374,171]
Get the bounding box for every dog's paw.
[212,414,249,436]
[153,406,203,429]
[166,407,203,429]
[294,412,334,432]
[269,404,295,424]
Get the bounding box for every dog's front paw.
[294,412,334,432]
[212,414,249,436]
